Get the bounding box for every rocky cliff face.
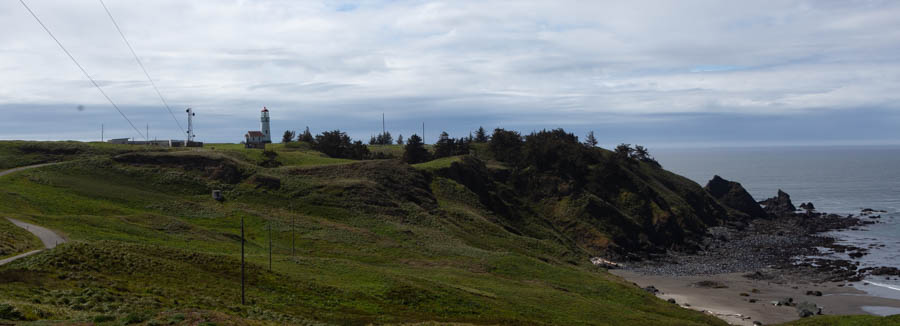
[704,175,769,219]
[759,189,797,217]
[435,154,732,259]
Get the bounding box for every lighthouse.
[261,106,271,143]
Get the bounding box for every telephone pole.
[422,122,425,144]
[290,203,295,257]
[240,216,245,305]
[382,113,386,145]
[101,124,104,142]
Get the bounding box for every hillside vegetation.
[0,139,890,325]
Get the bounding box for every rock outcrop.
[704,175,769,219]
[759,189,796,217]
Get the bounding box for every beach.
[613,269,900,325]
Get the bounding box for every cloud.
[1,0,900,145]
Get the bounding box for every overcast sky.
[2,0,900,147]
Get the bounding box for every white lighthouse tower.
[260,106,271,143]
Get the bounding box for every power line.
[19,0,146,141]
[98,0,186,137]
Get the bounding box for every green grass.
[412,156,462,171]
[0,149,726,325]
[780,314,900,325]
[0,140,171,170]
[0,218,42,259]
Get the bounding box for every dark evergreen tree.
[489,128,523,163]
[474,126,489,143]
[314,130,370,160]
[614,143,634,159]
[403,134,430,164]
[369,135,377,145]
[376,131,393,145]
[299,126,314,143]
[584,131,598,147]
[396,134,404,145]
[282,130,296,143]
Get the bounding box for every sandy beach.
[612,269,900,325]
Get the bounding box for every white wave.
[865,281,900,293]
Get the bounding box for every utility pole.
[422,122,425,144]
[290,203,295,257]
[382,113,386,145]
[241,215,245,305]
[101,124,104,142]
[146,123,149,142]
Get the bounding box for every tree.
[396,134,404,145]
[523,129,589,178]
[433,131,471,159]
[282,130,296,143]
[633,145,649,160]
[376,131,393,145]
[474,126,489,143]
[584,131,598,147]
[403,134,430,164]
[489,128,523,163]
[299,127,314,143]
[614,143,634,159]
[369,135,377,145]
[313,130,370,160]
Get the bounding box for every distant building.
[106,138,202,147]
[245,107,272,148]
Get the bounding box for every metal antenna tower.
[185,107,195,144]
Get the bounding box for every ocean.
[654,146,900,308]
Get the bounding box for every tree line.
[279,126,656,166]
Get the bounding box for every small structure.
[212,190,224,201]
[244,106,272,148]
[106,138,202,148]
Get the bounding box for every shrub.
[403,134,430,164]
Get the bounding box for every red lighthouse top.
[261,106,268,112]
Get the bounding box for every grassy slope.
[0,142,724,325]
[0,218,42,259]
[0,141,892,325]
[0,141,171,170]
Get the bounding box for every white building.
[245,107,272,148]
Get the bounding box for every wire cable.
[98,0,186,136]
[19,0,147,141]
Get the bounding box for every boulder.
[705,175,769,219]
[799,202,816,211]
[759,189,797,217]
[795,301,822,317]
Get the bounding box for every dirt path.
[0,163,67,265]
[0,162,58,178]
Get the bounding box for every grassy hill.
[0,140,890,325]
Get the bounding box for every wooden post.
[241,216,245,305]
[268,222,272,271]
[291,203,297,257]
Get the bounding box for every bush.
[489,128,523,163]
[121,312,146,324]
[432,131,470,159]
[92,315,116,323]
[312,130,370,160]
[403,134,430,164]
[0,304,23,320]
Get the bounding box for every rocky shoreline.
[612,178,900,324]
[623,178,899,290]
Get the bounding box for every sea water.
[653,146,900,303]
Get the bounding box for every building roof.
[261,106,268,112]
[246,131,264,137]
